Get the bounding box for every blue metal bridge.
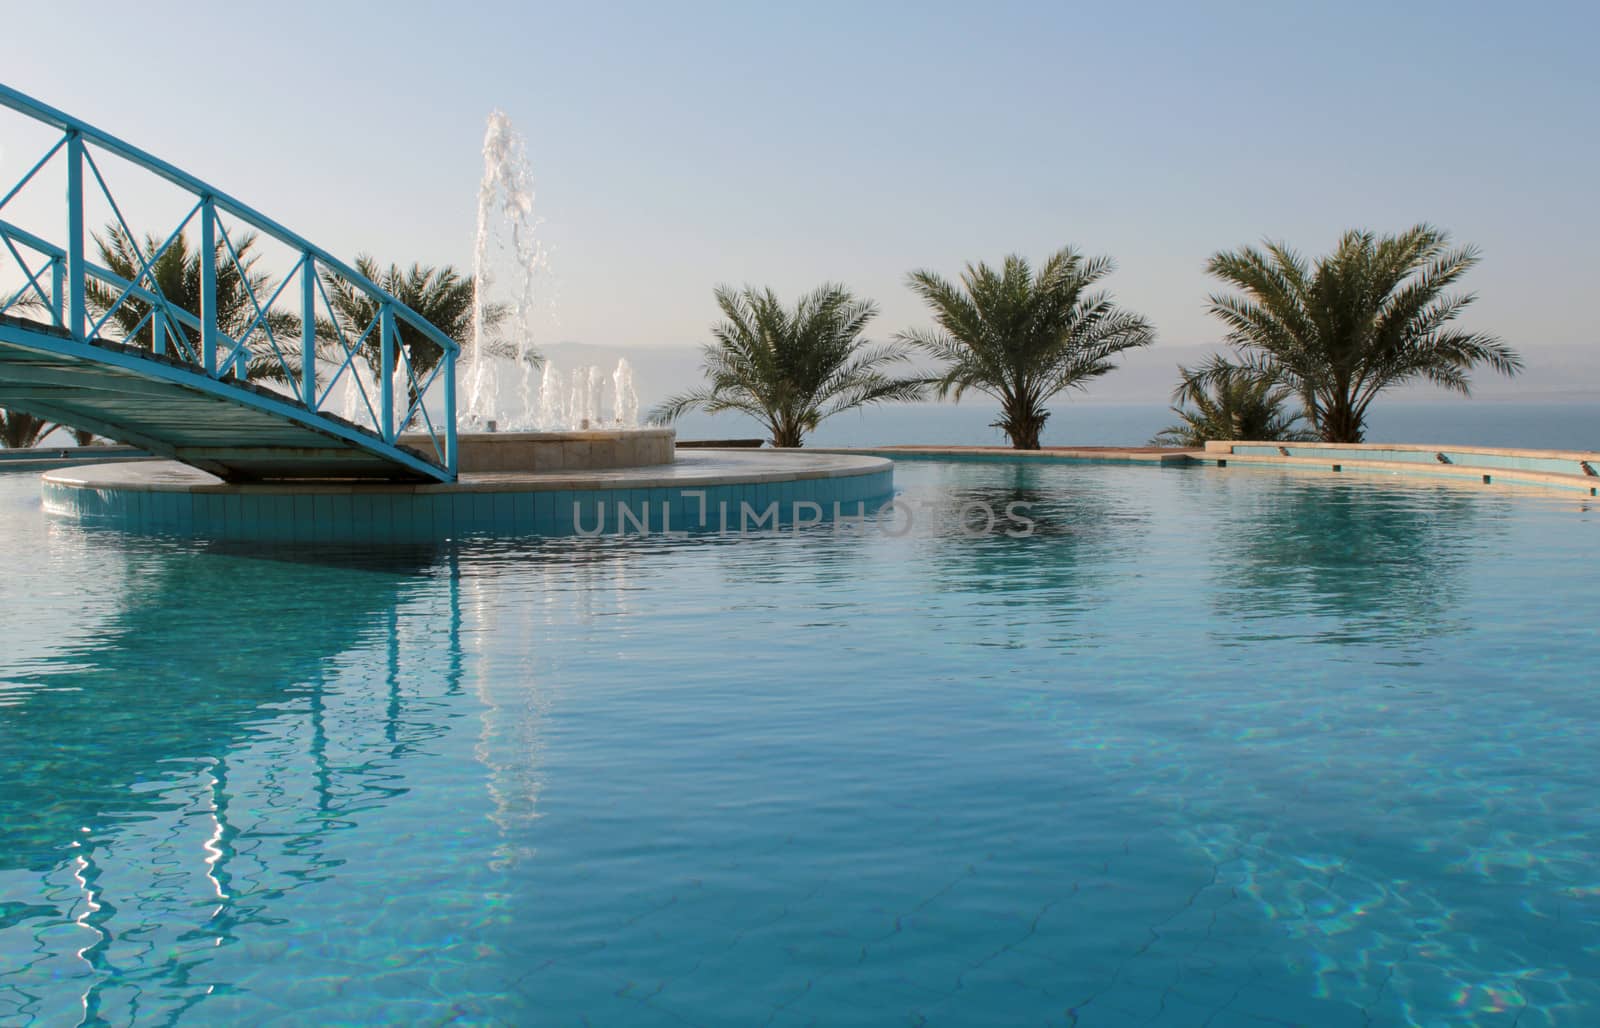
[0,84,457,482]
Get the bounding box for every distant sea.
[674,400,1600,452]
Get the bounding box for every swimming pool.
[1,459,1595,1025]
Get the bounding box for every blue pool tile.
[491,492,514,531]
[292,494,317,542]
[548,491,571,526]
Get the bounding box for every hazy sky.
[3,1,1596,365]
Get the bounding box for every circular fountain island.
[39,391,892,544]
[39,428,892,543]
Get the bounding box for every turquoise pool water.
[1,460,1597,1026]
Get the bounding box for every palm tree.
[87,224,299,380]
[0,410,54,448]
[899,248,1155,449]
[1205,224,1521,443]
[651,284,925,448]
[1151,356,1314,447]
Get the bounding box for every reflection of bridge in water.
[0,524,656,1024]
[0,83,458,482]
[0,539,465,1023]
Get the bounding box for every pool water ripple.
[0,461,1597,1025]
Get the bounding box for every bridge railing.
[0,83,456,477]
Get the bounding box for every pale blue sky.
[3,0,1596,361]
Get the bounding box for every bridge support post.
[301,255,316,408]
[151,309,166,356]
[380,304,395,442]
[200,196,217,375]
[65,132,85,339]
[445,348,457,473]
[50,256,64,328]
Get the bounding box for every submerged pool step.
[1203,441,1600,494]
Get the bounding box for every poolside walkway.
[810,445,1198,464]
[810,442,1600,495]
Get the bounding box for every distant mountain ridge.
[537,340,1598,411]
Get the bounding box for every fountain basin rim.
[38,450,896,540]
[428,427,673,444]
[411,426,676,473]
[40,450,893,495]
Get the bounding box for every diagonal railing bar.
[315,298,383,429]
[84,199,201,342]
[397,342,431,430]
[309,278,412,428]
[398,347,424,429]
[0,277,42,316]
[0,217,65,260]
[81,146,176,315]
[83,262,207,348]
[310,269,354,359]
[81,255,208,365]
[0,133,66,213]
[351,314,386,432]
[140,293,198,365]
[160,315,197,364]
[1,236,53,312]
[214,216,291,381]
[401,357,449,462]
[410,396,444,462]
[311,271,366,405]
[226,248,308,389]
[116,303,158,348]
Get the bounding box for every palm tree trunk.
[999,397,1045,450]
[1319,401,1365,443]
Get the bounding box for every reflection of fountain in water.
[465,544,633,870]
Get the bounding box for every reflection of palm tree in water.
[916,463,1149,610]
[1209,478,1491,642]
[0,540,461,1023]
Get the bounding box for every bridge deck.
[0,315,440,482]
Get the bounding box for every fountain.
[464,109,540,431]
[448,111,664,471]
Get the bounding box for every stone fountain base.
[405,427,676,473]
